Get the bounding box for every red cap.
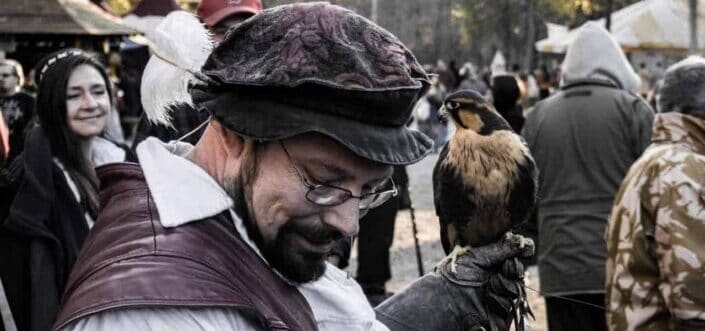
[197,0,262,27]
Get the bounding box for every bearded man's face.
[224,133,391,283]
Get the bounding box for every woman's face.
[65,64,110,138]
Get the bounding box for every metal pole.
[408,202,425,277]
[0,278,17,331]
[371,0,378,23]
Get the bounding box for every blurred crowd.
[413,52,668,153]
[0,1,704,331]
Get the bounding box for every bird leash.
[505,257,534,331]
[407,198,425,277]
[523,285,606,311]
[512,269,534,331]
[507,262,606,331]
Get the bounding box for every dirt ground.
[346,154,548,331]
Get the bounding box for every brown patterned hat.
[191,2,432,165]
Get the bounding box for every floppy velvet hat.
[191,2,432,165]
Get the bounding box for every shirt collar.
[90,136,126,167]
[136,137,234,228]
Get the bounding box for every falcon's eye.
[447,101,460,110]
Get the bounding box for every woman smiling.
[0,49,134,331]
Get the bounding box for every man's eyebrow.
[299,156,353,179]
[298,155,393,184]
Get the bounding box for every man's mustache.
[283,219,343,245]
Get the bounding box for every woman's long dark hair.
[35,49,113,218]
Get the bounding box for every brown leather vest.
[53,163,317,331]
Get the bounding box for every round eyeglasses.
[279,141,398,211]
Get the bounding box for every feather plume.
[141,11,213,127]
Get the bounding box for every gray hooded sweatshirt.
[522,22,654,295]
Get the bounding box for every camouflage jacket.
[606,113,705,331]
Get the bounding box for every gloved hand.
[375,233,534,331]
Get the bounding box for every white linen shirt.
[61,137,388,331]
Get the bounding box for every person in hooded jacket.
[491,74,524,133]
[0,49,135,331]
[521,22,654,331]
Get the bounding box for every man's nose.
[321,198,360,237]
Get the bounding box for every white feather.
[141,11,213,127]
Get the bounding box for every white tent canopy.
[536,0,705,54]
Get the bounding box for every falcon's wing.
[507,146,538,228]
[433,143,477,254]
[433,143,450,254]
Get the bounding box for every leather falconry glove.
[375,233,535,331]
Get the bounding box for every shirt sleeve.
[520,107,536,147]
[650,167,705,327]
[60,307,265,331]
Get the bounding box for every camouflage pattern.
[606,113,705,331]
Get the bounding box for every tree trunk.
[502,0,512,64]
[690,0,698,53]
[523,0,535,71]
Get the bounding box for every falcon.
[433,89,537,270]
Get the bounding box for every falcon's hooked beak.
[438,105,449,124]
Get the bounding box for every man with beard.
[53,4,531,331]
[0,59,35,165]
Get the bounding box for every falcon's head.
[439,89,508,135]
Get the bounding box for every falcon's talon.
[439,245,472,274]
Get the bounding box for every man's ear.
[212,120,245,158]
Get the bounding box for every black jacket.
[0,128,135,331]
[491,75,524,133]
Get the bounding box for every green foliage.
[537,0,641,27]
[105,0,193,16]
[450,0,641,66]
[105,0,138,16]
[177,0,198,12]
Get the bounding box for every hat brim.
[203,6,258,27]
[204,93,433,165]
